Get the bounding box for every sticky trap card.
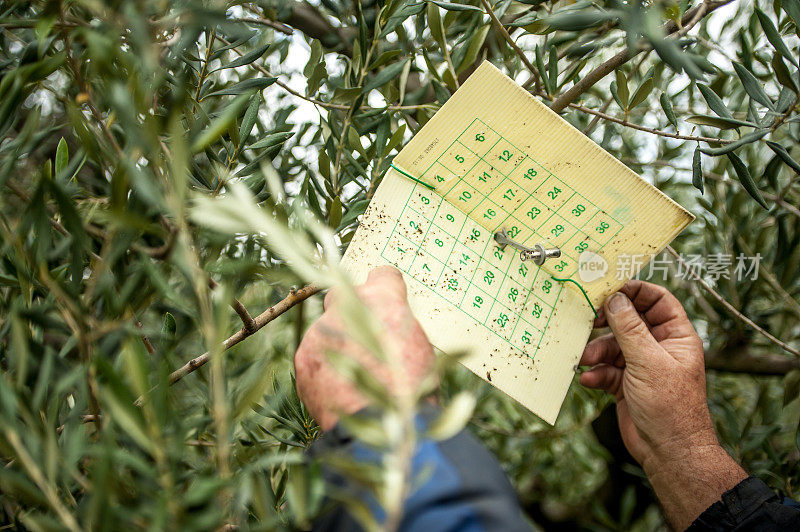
[341,61,693,424]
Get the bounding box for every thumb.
[605,292,664,370]
[365,266,407,297]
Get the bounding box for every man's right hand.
[580,280,747,530]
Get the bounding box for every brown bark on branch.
[208,278,258,333]
[705,350,800,376]
[168,284,321,385]
[549,0,734,113]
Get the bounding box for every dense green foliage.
[1,0,800,530]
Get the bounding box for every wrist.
[640,426,720,475]
[642,437,748,530]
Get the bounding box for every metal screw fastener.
[493,228,561,266]
[520,244,561,265]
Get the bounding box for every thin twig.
[567,102,735,144]
[208,278,257,333]
[219,37,433,113]
[481,0,541,94]
[230,17,293,35]
[549,0,732,113]
[667,246,800,357]
[167,284,321,385]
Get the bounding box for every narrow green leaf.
[547,45,558,94]
[700,130,767,156]
[248,132,295,151]
[161,312,176,337]
[363,59,410,92]
[215,43,271,71]
[755,9,798,66]
[427,392,476,440]
[732,62,774,110]
[238,95,260,147]
[692,146,703,194]
[191,93,251,153]
[304,40,323,77]
[783,1,800,37]
[427,3,445,50]
[766,141,800,175]
[457,24,490,74]
[697,84,733,119]
[687,115,758,130]
[615,69,629,109]
[629,77,654,110]
[543,10,615,31]
[204,77,277,98]
[328,196,342,228]
[726,152,768,209]
[535,45,549,94]
[660,93,678,129]
[771,54,798,93]
[55,137,68,176]
[430,1,482,12]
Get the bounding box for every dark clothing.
[689,476,800,531]
[311,408,800,531]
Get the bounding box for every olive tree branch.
[480,0,541,94]
[167,284,321,385]
[549,0,734,113]
[208,278,257,334]
[666,245,800,357]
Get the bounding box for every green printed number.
[575,241,589,253]
[455,154,465,163]
[541,280,552,294]
[508,226,520,238]
[523,168,537,180]
[420,195,430,204]
[499,149,513,162]
[531,302,543,319]
[459,190,472,202]
[518,262,528,278]
[596,221,610,233]
[483,271,495,285]
[502,188,516,201]
[475,133,485,142]
[483,208,496,220]
[469,228,481,242]
[527,206,541,220]
[508,287,519,302]
[547,186,561,200]
[551,224,564,237]
[447,277,458,291]
[521,330,532,344]
[554,260,567,272]
[496,313,509,327]
[478,171,492,182]
[571,204,585,216]
[473,295,483,308]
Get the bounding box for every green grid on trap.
[381,117,625,359]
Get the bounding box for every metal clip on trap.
[493,228,561,266]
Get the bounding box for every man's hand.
[294,266,435,431]
[580,280,747,530]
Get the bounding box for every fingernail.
[607,292,628,314]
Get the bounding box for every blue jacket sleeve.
[309,405,531,532]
